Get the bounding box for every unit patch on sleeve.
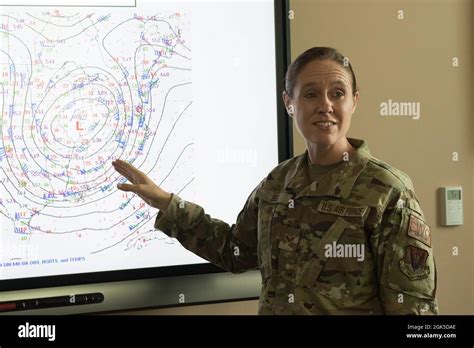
[399,245,430,280]
[407,214,432,247]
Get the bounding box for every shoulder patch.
[399,245,430,280]
[407,214,431,247]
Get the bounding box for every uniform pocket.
[255,190,292,283]
[298,217,349,288]
[299,216,378,308]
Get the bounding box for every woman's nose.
[316,93,333,114]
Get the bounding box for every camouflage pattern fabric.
[154,138,438,315]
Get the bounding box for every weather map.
[0,3,200,278]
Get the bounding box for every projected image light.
[0,0,280,286]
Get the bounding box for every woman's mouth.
[313,121,337,130]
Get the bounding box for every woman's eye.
[334,91,344,97]
[304,92,315,98]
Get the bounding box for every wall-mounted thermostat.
[439,187,463,226]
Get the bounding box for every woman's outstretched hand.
[112,159,172,211]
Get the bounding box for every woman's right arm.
[154,182,264,273]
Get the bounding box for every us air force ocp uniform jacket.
[154,138,438,315]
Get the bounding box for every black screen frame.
[0,0,292,293]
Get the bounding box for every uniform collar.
[285,138,372,199]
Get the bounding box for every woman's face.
[283,59,359,148]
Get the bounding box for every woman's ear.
[282,91,294,117]
[351,90,360,114]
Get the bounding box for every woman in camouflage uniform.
[112,47,438,315]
